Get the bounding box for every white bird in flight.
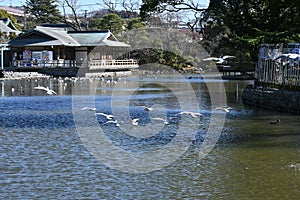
[34,86,57,95]
[102,120,120,127]
[152,117,170,125]
[273,53,300,60]
[203,55,236,64]
[81,107,97,111]
[215,106,233,113]
[95,112,114,120]
[177,111,203,117]
[131,118,139,126]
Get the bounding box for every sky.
[0,0,105,11]
[0,0,209,19]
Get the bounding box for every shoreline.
[0,71,52,80]
[0,69,205,81]
[242,85,300,114]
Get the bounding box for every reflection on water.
[0,74,299,199]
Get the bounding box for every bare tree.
[120,0,140,18]
[186,11,204,33]
[141,0,207,33]
[150,0,207,13]
[98,0,118,12]
[56,0,82,30]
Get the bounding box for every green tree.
[204,0,300,61]
[217,0,300,39]
[0,9,22,30]
[140,0,300,62]
[90,14,124,34]
[127,18,145,30]
[24,0,63,25]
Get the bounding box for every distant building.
[0,18,21,35]
[0,6,24,17]
[0,17,20,70]
[0,6,25,25]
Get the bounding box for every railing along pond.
[13,60,77,68]
[12,59,139,70]
[89,59,139,69]
[256,43,300,90]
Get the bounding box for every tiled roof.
[69,31,130,47]
[0,18,21,34]
[102,39,130,47]
[69,31,109,46]
[0,20,15,33]
[35,26,80,46]
[9,26,130,48]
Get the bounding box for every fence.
[12,60,77,68]
[89,59,139,70]
[255,43,300,90]
[11,59,139,70]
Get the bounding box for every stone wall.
[242,85,300,114]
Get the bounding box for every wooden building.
[7,25,138,76]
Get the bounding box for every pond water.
[0,74,299,199]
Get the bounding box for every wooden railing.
[89,59,139,69]
[12,60,77,68]
[255,43,300,88]
[256,58,300,87]
[11,59,139,69]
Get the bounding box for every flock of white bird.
[5,71,234,127]
[81,105,233,128]
[2,70,126,95]
[2,71,51,79]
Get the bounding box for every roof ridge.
[35,26,80,46]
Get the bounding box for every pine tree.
[24,0,62,25]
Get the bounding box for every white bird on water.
[203,55,236,64]
[34,86,57,95]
